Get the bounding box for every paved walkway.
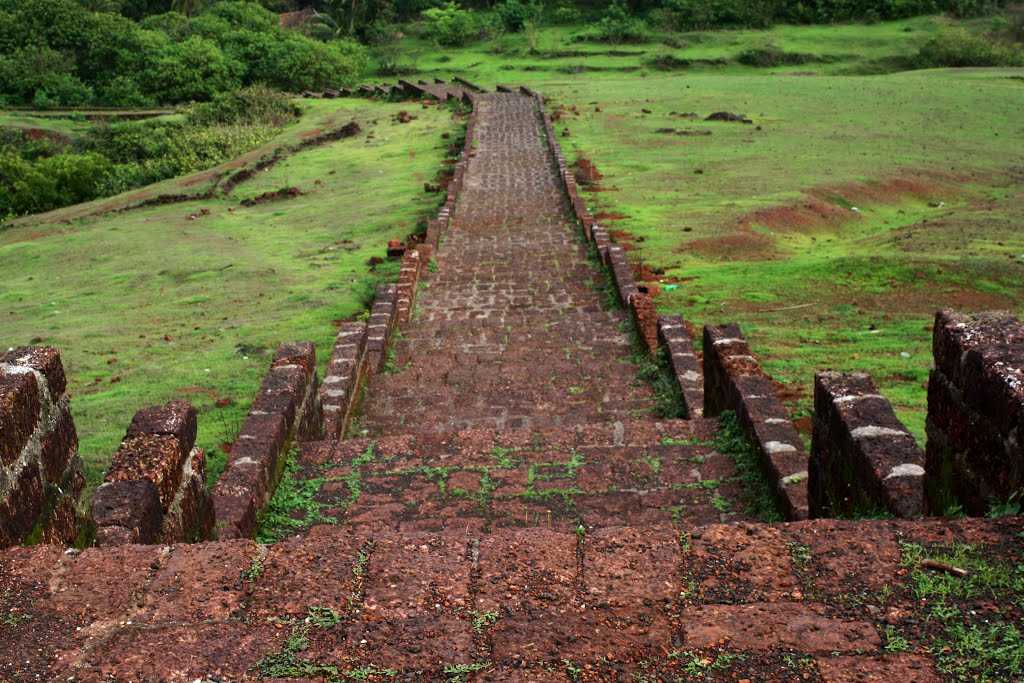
[360,93,654,435]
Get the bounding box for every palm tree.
[307,0,358,39]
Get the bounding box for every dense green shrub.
[188,86,302,127]
[737,44,818,66]
[495,0,542,32]
[421,2,484,46]
[914,27,1024,66]
[551,3,583,24]
[589,0,650,42]
[0,0,368,107]
[0,151,111,218]
[648,0,1009,30]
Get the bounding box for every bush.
[589,0,649,43]
[0,151,111,218]
[495,0,541,32]
[141,36,244,102]
[551,3,582,24]
[421,2,483,47]
[737,44,818,66]
[188,86,301,126]
[99,76,155,108]
[947,0,1004,18]
[914,28,1024,67]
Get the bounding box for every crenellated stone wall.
[213,342,322,539]
[810,372,925,518]
[927,310,1024,515]
[91,400,214,545]
[702,324,809,520]
[0,347,86,548]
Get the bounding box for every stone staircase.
[2,90,1023,682]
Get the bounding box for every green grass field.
[1,98,456,488]
[391,16,1024,441]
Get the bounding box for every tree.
[171,0,204,17]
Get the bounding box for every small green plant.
[563,658,583,680]
[241,552,265,583]
[444,662,489,682]
[256,448,334,543]
[669,649,744,676]
[884,624,910,652]
[988,491,1022,518]
[491,446,518,468]
[788,541,812,568]
[306,605,342,628]
[472,610,499,633]
[713,412,782,522]
[711,492,731,512]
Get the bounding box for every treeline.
[0,0,1012,108]
[0,0,367,108]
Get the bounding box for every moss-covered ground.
[1,98,456,488]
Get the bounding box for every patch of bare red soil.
[683,230,778,261]
[240,187,302,207]
[741,172,957,233]
[573,156,603,186]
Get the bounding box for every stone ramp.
[3,516,1020,681]
[295,418,755,534]
[359,93,654,435]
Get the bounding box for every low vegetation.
[1,87,299,218]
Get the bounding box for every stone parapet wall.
[0,347,86,548]
[212,342,321,539]
[92,400,214,545]
[927,310,1024,515]
[532,91,707,423]
[810,372,925,518]
[364,284,398,374]
[657,315,703,419]
[702,324,809,520]
[321,322,368,440]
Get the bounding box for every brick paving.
[360,93,654,435]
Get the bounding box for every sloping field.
[0,99,456,487]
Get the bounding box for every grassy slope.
[1,98,455,488]
[396,17,1024,441]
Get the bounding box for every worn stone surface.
[1,347,85,549]
[360,93,655,435]
[1,517,1020,679]
[927,309,1024,515]
[91,479,163,545]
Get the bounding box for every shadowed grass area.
[1,98,456,490]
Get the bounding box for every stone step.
[3,516,1019,680]
[291,419,760,534]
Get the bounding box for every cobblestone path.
[360,93,655,435]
